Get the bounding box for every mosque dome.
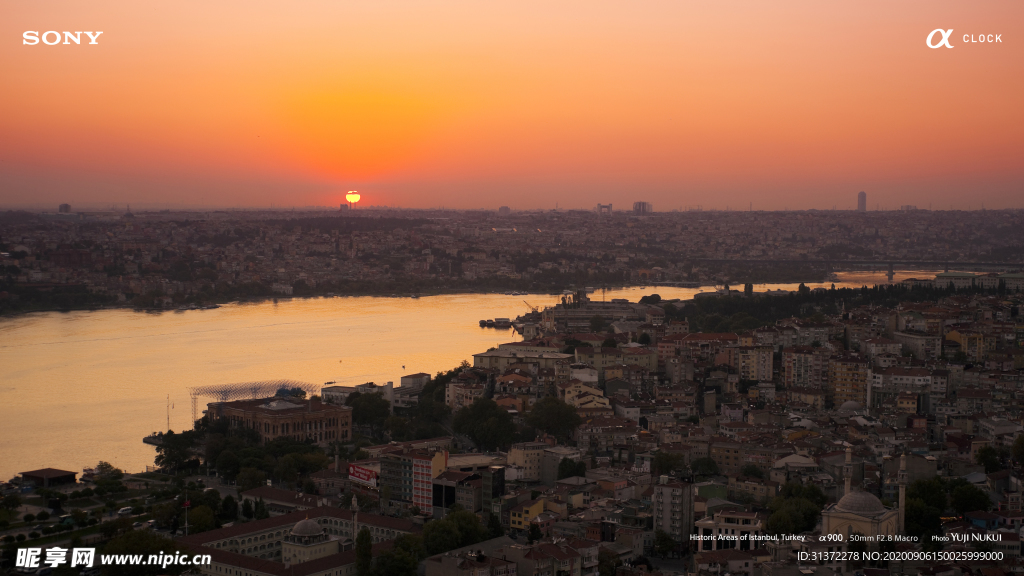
[291,518,324,537]
[839,401,862,411]
[835,490,886,515]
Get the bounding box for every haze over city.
[3,0,1023,211]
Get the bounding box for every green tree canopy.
[356,528,372,576]
[652,452,685,476]
[950,484,991,515]
[154,430,199,472]
[347,392,392,437]
[654,529,675,557]
[236,467,267,493]
[690,457,720,477]
[528,523,542,543]
[526,397,582,443]
[907,477,947,511]
[453,399,515,451]
[764,483,827,536]
[558,458,587,480]
[740,464,764,479]
[975,445,1002,474]
[186,505,217,533]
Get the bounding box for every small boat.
[479,320,487,327]
[486,319,495,327]
[494,317,512,328]
[505,291,513,295]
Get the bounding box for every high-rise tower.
[857,191,867,212]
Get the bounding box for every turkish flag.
[183,501,190,508]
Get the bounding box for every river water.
[0,270,935,480]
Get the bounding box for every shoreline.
[0,275,884,319]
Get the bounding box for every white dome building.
[281,517,338,565]
[821,448,903,545]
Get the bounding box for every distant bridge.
[691,259,1020,281]
[691,258,1016,267]
[187,380,322,428]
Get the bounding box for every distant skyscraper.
[633,201,653,214]
[857,191,867,212]
[498,206,511,215]
[58,203,71,213]
[596,203,612,214]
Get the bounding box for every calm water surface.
[0,270,930,480]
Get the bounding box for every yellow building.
[828,356,869,407]
[945,330,985,362]
[510,498,546,531]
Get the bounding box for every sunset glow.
[1,0,1022,209]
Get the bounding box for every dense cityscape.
[3,241,1024,576]
[1,204,1023,314]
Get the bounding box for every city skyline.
[3,0,1023,211]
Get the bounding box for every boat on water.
[486,319,495,327]
[479,319,487,327]
[493,317,512,328]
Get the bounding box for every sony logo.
[23,31,103,45]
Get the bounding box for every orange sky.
[1,0,1022,210]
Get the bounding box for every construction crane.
[523,300,538,313]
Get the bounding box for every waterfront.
[0,270,931,480]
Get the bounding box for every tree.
[241,499,254,520]
[356,528,372,576]
[422,517,461,555]
[525,397,581,443]
[253,498,270,520]
[447,509,487,548]
[558,458,587,480]
[527,523,542,544]
[654,529,675,557]
[1,494,21,511]
[951,484,991,516]
[652,452,684,476]
[1013,434,1024,465]
[765,483,827,536]
[154,430,198,472]
[236,467,267,493]
[220,496,238,521]
[348,393,392,437]
[637,332,652,345]
[907,477,947,511]
[453,399,515,450]
[975,445,1002,474]
[487,513,505,538]
[740,464,764,479]
[690,457,720,477]
[369,546,419,576]
[187,505,217,533]
[216,451,241,480]
[904,497,942,544]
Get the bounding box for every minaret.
[843,446,853,497]
[898,453,908,533]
